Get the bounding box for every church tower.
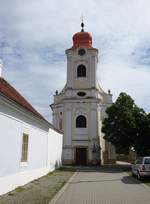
[51,23,116,165]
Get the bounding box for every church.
[51,23,116,165]
[0,22,117,195]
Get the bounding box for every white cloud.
[99,61,150,111]
[0,0,150,121]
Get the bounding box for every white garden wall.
[47,128,63,171]
[0,99,63,195]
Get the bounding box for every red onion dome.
[72,31,92,48]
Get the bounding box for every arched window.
[77,65,86,77]
[76,115,87,128]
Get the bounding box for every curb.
[49,171,78,204]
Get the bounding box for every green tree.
[134,111,150,156]
[102,92,150,155]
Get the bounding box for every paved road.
[50,167,150,204]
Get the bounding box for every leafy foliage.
[102,92,150,155]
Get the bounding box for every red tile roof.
[72,31,93,48]
[66,31,98,52]
[0,77,46,121]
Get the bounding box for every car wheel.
[137,171,142,180]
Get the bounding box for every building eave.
[0,93,63,134]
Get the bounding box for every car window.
[135,158,143,164]
[144,158,150,164]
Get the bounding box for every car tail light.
[140,165,145,171]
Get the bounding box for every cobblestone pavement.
[51,167,150,204]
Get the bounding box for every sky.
[0,0,150,121]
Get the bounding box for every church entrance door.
[75,147,87,165]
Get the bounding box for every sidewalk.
[50,167,150,204]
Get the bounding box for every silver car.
[131,156,150,180]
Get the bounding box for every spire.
[81,14,84,32]
[69,15,97,50]
[0,59,3,77]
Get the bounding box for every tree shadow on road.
[121,175,150,185]
[62,164,131,173]
[62,165,150,186]
[69,178,121,184]
[121,175,141,184]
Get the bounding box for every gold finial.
[81,14,84,32]
[55,90,58,95]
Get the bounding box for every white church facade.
[51,23,116,165]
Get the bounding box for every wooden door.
[76,148,87,165]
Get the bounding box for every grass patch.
[58,166,76,172]
[141,178,150,187]
[15,186,25,193]
[49,181,66,194]
[0,166,76,204]
[126,171,132,176]
[7,192,14,196]
[145,183,150,187]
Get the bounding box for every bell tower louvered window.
[77,65,86,77]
